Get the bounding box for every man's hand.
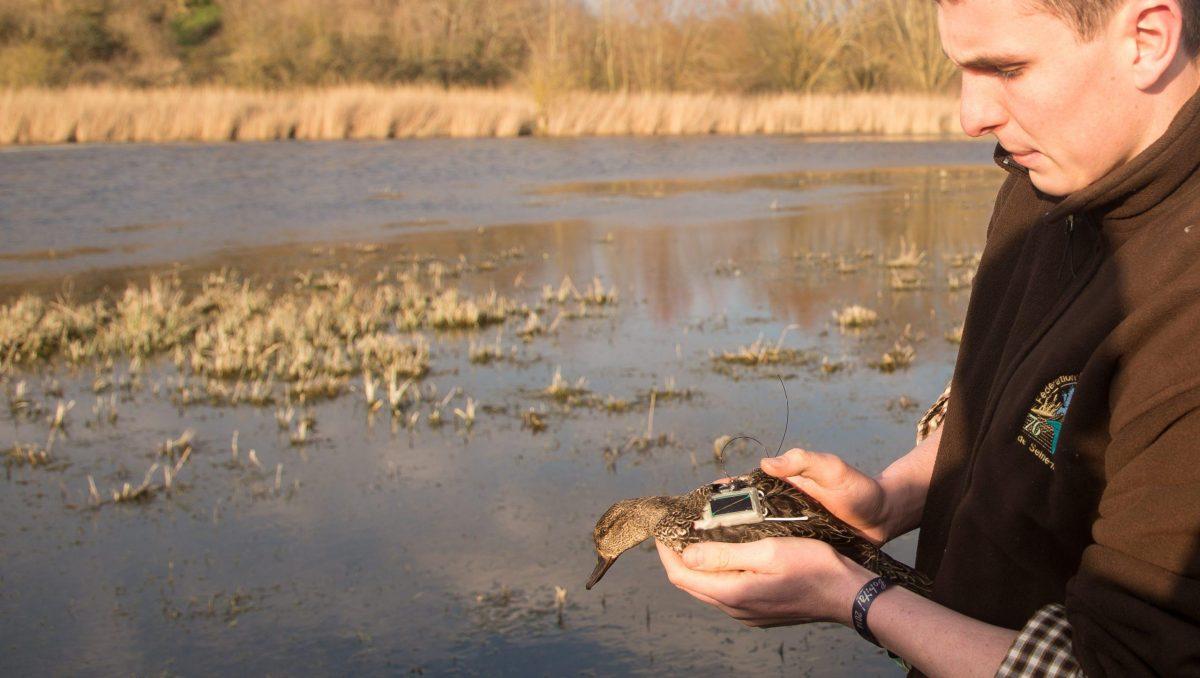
[655,447,903,627]
[656,538,870,627]
[761,448,892,545]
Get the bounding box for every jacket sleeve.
[1065,389,1200,675]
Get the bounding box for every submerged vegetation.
[4,437,60,470]
[833,305,878,329]
[712,325,818,368]
[0,242,970,451]
[874,341,916,373]
[1,257,629,507]
[1,256,647,445]
[0,234,979,407]
[0,269,478,385]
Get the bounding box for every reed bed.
[0,86,962,145]
[540,91,960,138]
[0,258,637,459]
[0,86,536,145]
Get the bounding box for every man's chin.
[1026,170,1076,198]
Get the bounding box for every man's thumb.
[761,448,848,488]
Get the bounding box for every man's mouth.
[1005,146,1039,161]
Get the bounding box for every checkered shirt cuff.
[996,603,1083,678]
[915,382,951,444]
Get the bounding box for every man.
[657,0,1200,674]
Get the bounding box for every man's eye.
[997,67,1022,80]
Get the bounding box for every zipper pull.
[1065,214,1076,278]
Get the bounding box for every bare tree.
[872,0,956,91]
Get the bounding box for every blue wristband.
[851,576,892,647]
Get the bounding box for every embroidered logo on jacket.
[1016,375,1078,469]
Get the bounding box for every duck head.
[586,496,673,590]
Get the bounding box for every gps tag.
[693,488,765,530]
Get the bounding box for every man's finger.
[656,542,728,605]
[754,619,803,629]
[761,448,852,489]
[674,581,725,607]
[682,540,776,573]
[657,541,750,599]
[712,603,795,628]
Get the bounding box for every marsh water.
[0,136,1001,675]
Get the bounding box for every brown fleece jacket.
[915,86,1200,675]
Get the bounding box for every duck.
[586,468,932,595]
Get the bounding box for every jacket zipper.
[1060,214,1076,281]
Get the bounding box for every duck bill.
[585,555,617,590]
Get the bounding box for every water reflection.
[0,137,993,282]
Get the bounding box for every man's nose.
[958,72,1006,137]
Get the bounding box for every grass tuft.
[832,305,878,329]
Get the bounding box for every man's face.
[938,0,1147,196]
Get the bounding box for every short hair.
[1035,0,1199,54]
[939,1,1200,56]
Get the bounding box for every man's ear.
[1125,0,1186,90]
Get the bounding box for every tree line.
[0,0,956,93]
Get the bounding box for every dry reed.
[0,267,532,402]
[833,305,878,329]
[0,86,962,145]
[539,90,961,138]
[543,367,589,401]
[712,325,818,367]
[4,439,57,469]
[874,341,917,373]
[885,238,927,268]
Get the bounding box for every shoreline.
[1,86,962,146]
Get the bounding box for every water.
[1,136,991,282]
[0,136,1002,675]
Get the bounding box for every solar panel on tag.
[710,491,754,516]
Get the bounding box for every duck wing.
[657,470,933,595]
[654,472,863,551]
[749,471,865,549]
[752,470,932,595]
